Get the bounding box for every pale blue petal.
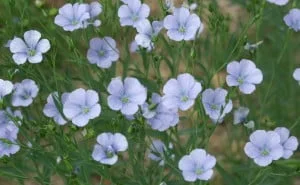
[108,96,123,111]
[254,156,272,167]
[24,30,41,48]
[36,39,50,53]
[9,38,27,53]
[121,103,139,115]
[250,130,267,148]
[197,169,213,181]
[28,53,43,63]
[112,133,128,152]
[244,142,260,158]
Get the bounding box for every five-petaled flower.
[284,9,300,32]
[107,77,147,115]
[178,148,216,182]
[244,130,283,167]
[63,88,101,127]
[92,132,128,165]
[9,30,50,65]
[118,0,150,28]
[162,73,202,111]
[43,92,69,125]
[163,7,202,41]
[12,79,39,107]
[274,127,299,159]
[87,37,119,69]
[226,59,263,94]
[202,88,232,123]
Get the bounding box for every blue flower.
[293,68,300,84]
[83,2,103,28]
[43,92,69,125]
[87,37,119,69]
[54,3,90,31]
[164,0,175,13]
[135,19,163,49]
[274,127,299,159]
[12,79,39,107]
[142,93,179,131]
[244,130,283,167]
[107,77,147,115]
[163,7,202,41]
[162,73,202,111]
[202,88,232,123]
[63,88,101,127]
[267,0,289,6]
[88,2,102,19]
[0,108,22,126]
[118,0,150,28]
[9,30,50,65]
[233,107,249,125]
[226,59,263,94]
[178,149,216,182]
[92,132,128,165]
[129,40,151,53]
[0,79,13,100]
[284,9,300,32]
[0,122,20,158]
[148,139,167,166]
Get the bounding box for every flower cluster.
[107,77,147,116]
[148,139,175,166]
[43,89,101,127]
[92,132,128,165]
[178,149,216,182]
[9,30,50,65]
[244,128,298,167]
[142,93,179,131]
[0,108,22,157]
[55,2,102,31]
[87,37,119,69]
[226,59,263,94]
[2,0,299,184]
[202,88,232,123]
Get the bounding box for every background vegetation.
[0,0,299,184]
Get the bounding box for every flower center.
[71,20,79,25]
[98,50,105,56]
[82,107,90,114]
[121,97,129,103]
[237,77,244,85]
[178,26,186,33]
[260,148,269,156]
[210,104,219,110]
[131,15,139,22]
[181,96,189,102]
[195,168,203,175]
[106,147,115,158]
[151,35,158,42]
[28,49,36,57]
[22,92,31,100]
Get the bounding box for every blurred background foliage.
[0,0,299,185]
